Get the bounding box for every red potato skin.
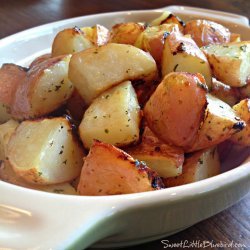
[184,20,231,47]
[144,72,208,148]
[11,56,65,119]
[29,53,51,68]
[77,140,164,196]
[0,64,27,106]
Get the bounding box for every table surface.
[0,0,249,249]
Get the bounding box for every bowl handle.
[160,5,249,27]
[0,182,125,250]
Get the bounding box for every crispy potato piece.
[186,94,245,152]
[135,24,180,66]
[164,147,220,187]
[69,43,157,104]
[29,53,51,68]
[77,140,164,195]
[202,41,250,87]
[162,32,212,88]
[81,24,110,46]
[127,127,184,178]
[0,104,12,124]
[79,81,140,149]
[144,72,208,148]
[230,99,250,146]
[0,119,19,160]
[184,20,230,47]
[110,22,145,45]
[0,161,77,195]
[52,27,94,57]
[210,78,240,106]
[7,117,84,185]
[150,11,185,33]
[66,89,87,121]
[11,55,74,120]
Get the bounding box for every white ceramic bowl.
[0,6,249,250]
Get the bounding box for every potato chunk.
[186,94,245,152]
[68,43,157,104]
[79,81,140,149]
[162,32,212,88]
[127,127,184,178]
[52,27,94,57]
[210,78,239,106]
[0,161,77,195]
[202,41,250,87]
[0,64,27,122]
[11,55,74,120]
[110,22,145,45]
[230,99,250,146]
[164,147,220,187]
[144,72,208,148]
[7,117,84,185]
[135,24,180,66]
[0,119,19,161]
[77,140,164,195]
[184,20,231,47]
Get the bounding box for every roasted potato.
[230,99,250,146]
[230,33,241,43]
[0,161,77,195]
[77,140,164,195]
[135,23,180,66]
[202,41,250,87]
[0,64,27,122]
[29,53,51,68]
[184,20,231,47]
[79,81,140,149]
[0,119,19,160]
[210,78,239,106]
[186,94,245,152]
[164,147,220,187]
[238,81,250,99]
[110,22,145,45]
[7,117,84,185]
[52,27,94,57]
[150,11,185,33]
[11,55,74,120]
[144,72,208,148]
[127,127,184,178]
[69,43,157,104]
[81,24,110,46]
[162,32,212,88]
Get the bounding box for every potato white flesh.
[79,81,140,149]
[164,147,220,187]
[184,20,231,47]
[0,119,19,161]
[162,32,212,88]
[144,72,208,148]
[0,161,77,195]
[186,94,245,152]
[52,27,94,57]
[202,41,250,87]
[230,99,250,146]
[127,127,184,178]
[110,22,145,45]
[210,78,239,106]
[135,24,180,66]
[68,43,157,104]
[81,24,110,46]
[11,55,74,120]
[0,63,27,106]
[77,140,164,196]
[150,11,185,33]
[7,117,84,185]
